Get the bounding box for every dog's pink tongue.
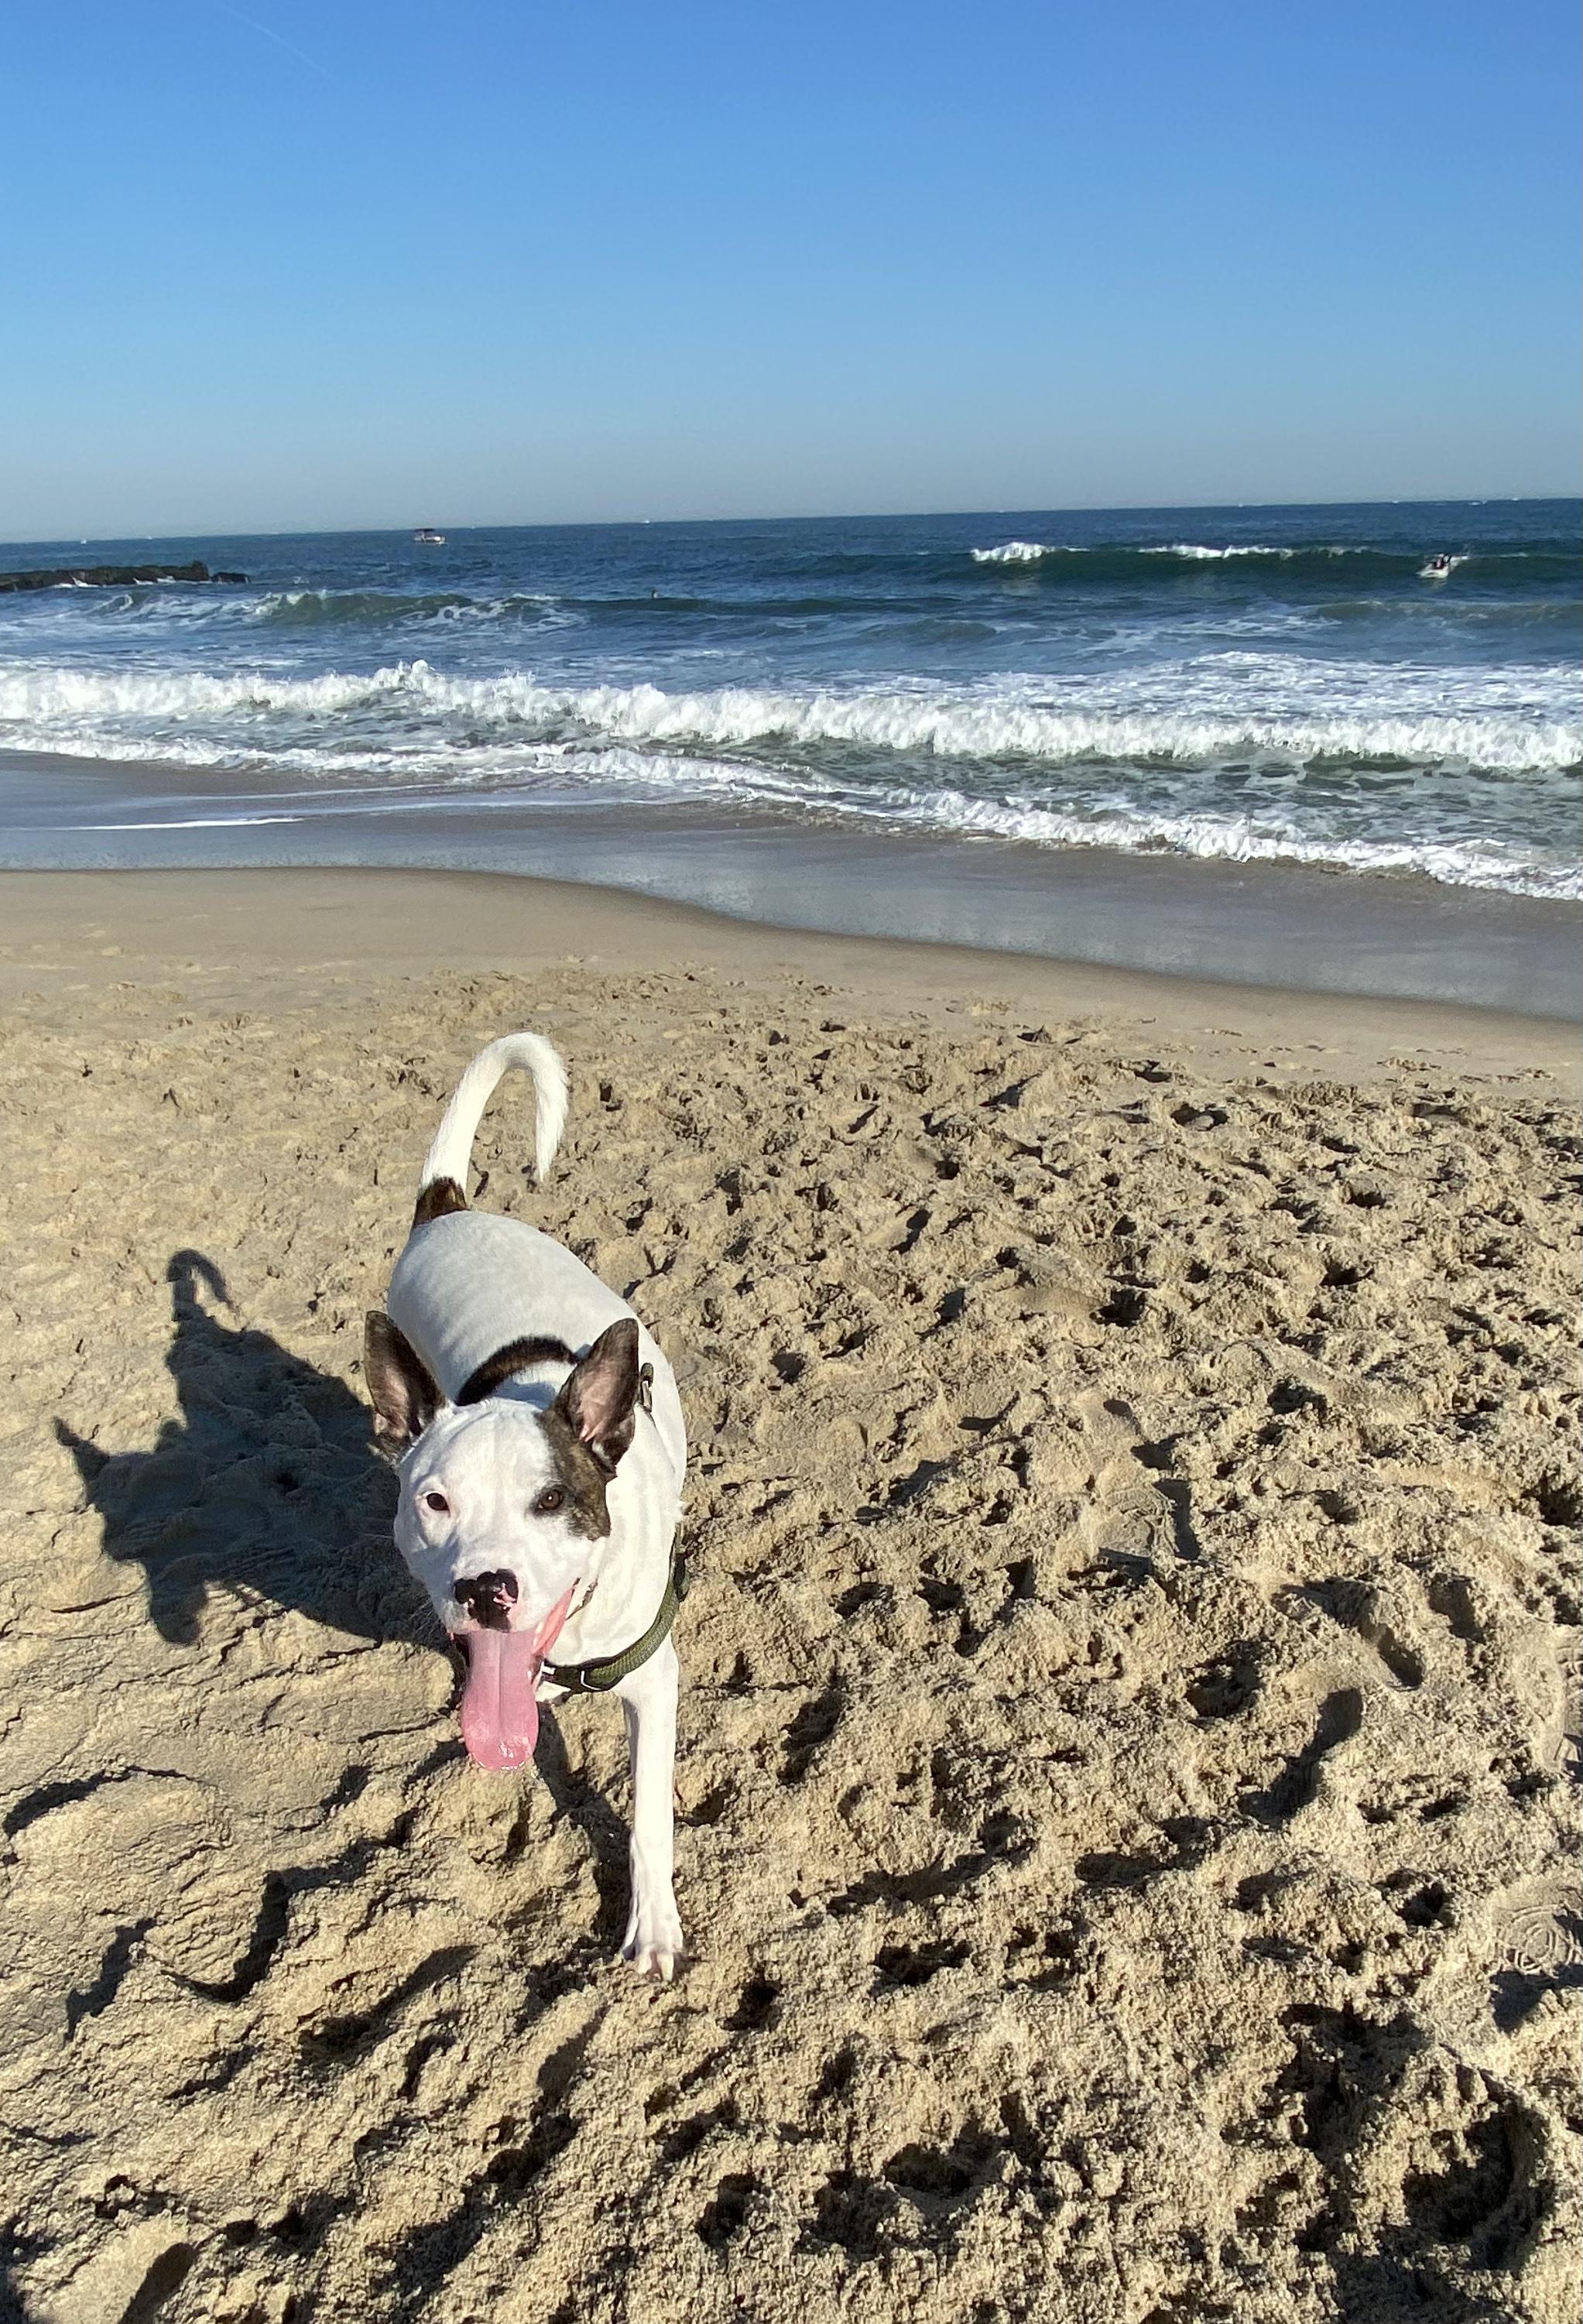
[457,1588,578,1771]
[458,1629,542,1770]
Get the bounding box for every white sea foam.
[81,814,304,829]
[4,655,1577,899]
[2,659,1576,774]
[971,540,1347,564]
[828,783,1581,898]
[241,586,574,629]
[970,541,1060,564]
[53,753,1583,900]
[1146,543,1301,560]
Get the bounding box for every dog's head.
[363,1311,642,1768]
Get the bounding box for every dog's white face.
[396,1403,606,1633]
[365,1315,642,1768]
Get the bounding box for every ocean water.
[0,499,1578,900]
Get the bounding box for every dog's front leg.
[618,1637,683,1980]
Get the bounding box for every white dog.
[365,1033,687,1977]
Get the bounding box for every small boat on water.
[413,526,446,546]
[1419,552,1459,581]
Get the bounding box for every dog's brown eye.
[423,1490,449,1514]
[533,1487,565,1515]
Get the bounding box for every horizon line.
[3,490,1580,550]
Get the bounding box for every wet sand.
[2,752,1578,1016]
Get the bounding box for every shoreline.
[1,749,1578,1020]
[0,862,1575,1089]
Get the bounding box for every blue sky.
[1,1,1577,535]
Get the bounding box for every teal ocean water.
[1,499,1578,899]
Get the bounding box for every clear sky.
[2,1,1578,537]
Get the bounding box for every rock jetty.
[0,560,248,592]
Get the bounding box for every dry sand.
[0,869,1578,2324]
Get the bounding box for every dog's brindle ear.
[555,1319,642,1476]
[365,1311,443,1452]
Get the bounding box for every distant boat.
[1419,552,1461,581]
[413,527,446,545]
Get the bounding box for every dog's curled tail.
[418,1032,570,1198]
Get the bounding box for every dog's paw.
[624,1938,682,1981]
[622,1890,684,1982]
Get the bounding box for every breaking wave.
[969,541,1329,565]
[971,541,1060,565]
[965,542,1581,583]
[46,746,1583,900]
[2,660,1576,776]
[812,782,1581,900]
[251,588,502,626]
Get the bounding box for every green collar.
[543,1541,689,1695]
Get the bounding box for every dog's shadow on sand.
[57,1249,422,1652]
[55,1251,632,1918]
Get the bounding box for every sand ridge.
[0,944,1578,2323]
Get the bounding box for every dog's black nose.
[454,1569,519,1629]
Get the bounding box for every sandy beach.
[0,866,1577,2324]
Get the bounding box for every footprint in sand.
[1489,1877,1583,1980]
